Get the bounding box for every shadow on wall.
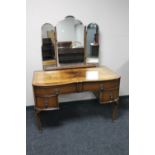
[117,60,129,95]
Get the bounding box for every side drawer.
[35,96,58,109]
[33,83,77,96]
[99,89,119,104]
[101,79,120,90]
[83,79,120,92]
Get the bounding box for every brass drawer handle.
[109,92,113,99]
[100,84,104,92]
[44,98,48,108]
[55,89,60,95]
[76,83,83,92]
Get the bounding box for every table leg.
[35,110,42,131]
[112,99,119,121]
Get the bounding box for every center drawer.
[34,83,77,96]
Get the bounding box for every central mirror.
[56,16,85,65]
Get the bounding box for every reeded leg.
[35,110,42,131]
[112,99,119,121]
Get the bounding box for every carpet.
[26,97,129,155]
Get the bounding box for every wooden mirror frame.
[41,17,97,71]
[86,23,99,65]
[41,23,57,70]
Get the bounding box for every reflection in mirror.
[56,16,85,64]
[41,23,56,70]
[86,23,99,63]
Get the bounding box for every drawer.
[34,83,77,96]
[83,79,120,92]
[60,84,76,94]
[102,80,120,90]
[35,96,58,109]
[99,89,119,104]
[83,82,100,91]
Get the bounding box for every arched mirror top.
[56,16,84,48]
[41,23,55,39]
[87,23,99,30]
[61,15,83,25]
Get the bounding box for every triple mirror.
[41,16,99,70]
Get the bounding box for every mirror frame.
[56,16,86,65]
[40,17,99,71]
[86,23,99,64]
[41,23,57,70]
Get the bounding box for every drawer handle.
[109,92,113,99]
[44,98,48,108]
[76,83,82,92]
[55,89,60,95]
[100,84,104,92]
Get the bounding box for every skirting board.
[26,95,129,110]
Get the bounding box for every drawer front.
[34,84,76,96]
[35,96,58,109]
[83,82,100,91]
[60,84,77,94]
[102,80,120,90]
[100,89,119,104]
[83,79,120,92]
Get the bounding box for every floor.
[26,97,129,155]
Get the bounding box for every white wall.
[27,0,129,106]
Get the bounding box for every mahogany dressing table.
[32,66,120,130]
[33,16,121,130]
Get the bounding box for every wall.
[27,0,129,106]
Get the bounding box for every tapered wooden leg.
[112,99,119,121]
[35,110,42,131]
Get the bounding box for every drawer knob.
[44,98,48,108]
[109,92,113,99]
[55,89,60,95]
[76,83,82,92]
[100,84,104,92]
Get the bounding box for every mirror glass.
[56,16,85,64]
[86,23,99,63]
[41,23,56,62]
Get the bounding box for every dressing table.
[32,16,121,130]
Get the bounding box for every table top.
[32,66,120,86]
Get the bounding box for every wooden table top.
[32,66,120,86]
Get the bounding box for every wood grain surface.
[32,66,120,86]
